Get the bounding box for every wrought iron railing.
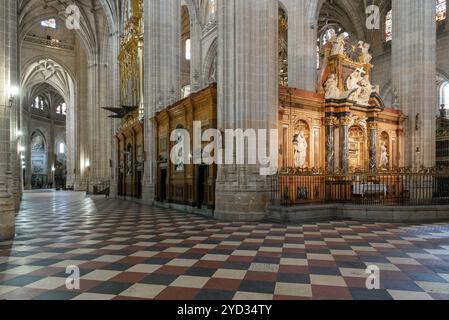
[270,167,449,207]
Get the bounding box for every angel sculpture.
[358,41,372,64]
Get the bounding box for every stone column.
[340,115,351,173]
[325,116,337,173]
[368,122,378,173]
[188,8,202,92]
[8,0,20,211]
[284,0,318,91]
[143,0,181,204]
[25,121,32,190]
[392,0,437,168]
[214,0,278,221]
[49,103,56,187]
[0,0,17,240]
[108,30,121,198]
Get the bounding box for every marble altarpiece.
[279,34,406,174]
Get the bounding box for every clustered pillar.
[392,0,437,168]
[142,0,181,205]
[0,0,18,240]
[284,0,318,91]
[214,0,279,221]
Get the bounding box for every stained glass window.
[41,18,56,29]
[436,0,447,22]
[385,3,445,42]
[385,10,393,42]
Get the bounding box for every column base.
[214,210,266,222]
[140,184,155,205]
[0,191,15,241]
[214,189,268,222]
[13,191,21,212]
[109,181,118,198]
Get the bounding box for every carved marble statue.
[346,68,364,91]
[357,74,373,105]
[358,41,372,64]
[324,74,341,99]
[380,142,389,168]
[344,69,374,105]
[345,68,364,100]
[293,132,307,168]
[330,33,346,56]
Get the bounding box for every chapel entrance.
[196,165,207,208]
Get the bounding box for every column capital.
[367,122,378,131]
[325,116,339,126]
[340,115,353,126]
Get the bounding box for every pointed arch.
[202,37,218,86]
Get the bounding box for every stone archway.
[21,58,77,189]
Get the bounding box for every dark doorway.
[160,169,167,202]
[136,171,143,199]
[118,172,124,197]
[196,165,207,208]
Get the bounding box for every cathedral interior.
[1,0,449,302]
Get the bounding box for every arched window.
[41,18,56,29]
[32,96,47,111]
[59,142,65,154]
[385,10,393,42]
[210,0,216,14]
[30,132,48,189]
[56,102,67,115]
[386,2,446,43]
[208,0,216,20]
[436,0,447,22]
[441,82,449,108]
[125,0,133,20]
[185,39,191,61]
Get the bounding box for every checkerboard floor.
[1,191,449,300]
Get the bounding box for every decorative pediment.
[369,92,386,110]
